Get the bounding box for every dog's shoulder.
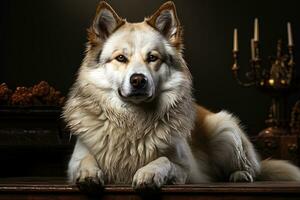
[191,104,239,139]
[191,104,241,141]
[191,104,213,140]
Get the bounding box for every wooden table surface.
[0,177,300,200]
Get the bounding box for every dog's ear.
[89,1,125,43]
[146,1,182,49]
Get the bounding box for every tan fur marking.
[191,104,213,141]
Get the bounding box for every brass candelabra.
[232,19,296,136]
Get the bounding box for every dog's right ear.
[146,1,182,51]
[88,1,125,43]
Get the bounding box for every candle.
[287,22,293,46]
[251,38,255,60]
[254,18,259,42]
[233,28,238,51]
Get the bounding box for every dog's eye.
[147,55,158,63]
[115,55,128,63]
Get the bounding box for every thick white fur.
[258,160,300,181]
[203,111,260,182]
[63,2,300,188]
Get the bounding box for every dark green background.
[1,0,300,134]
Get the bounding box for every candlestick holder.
[232,31,296,137]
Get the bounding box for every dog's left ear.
[88,1,125,45]
[146,1,182,50]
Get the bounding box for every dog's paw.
[229,170,253,182]
[76,167,104,192]
[132,167,168,190]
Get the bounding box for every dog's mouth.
[118,88,153,104]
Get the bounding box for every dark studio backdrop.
[1,0,300,135]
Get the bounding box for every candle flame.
[268,79,275,86]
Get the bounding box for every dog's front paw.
[132,166,168,190]
[76,167,104,192]
[229,170,253,182]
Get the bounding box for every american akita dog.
[63,1,300,189]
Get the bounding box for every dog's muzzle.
[118,73,153,103]
[130,73,147,92]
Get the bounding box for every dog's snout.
[118,72,153,103]
[130,74,147,89]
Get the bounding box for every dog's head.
[78,1,191,107]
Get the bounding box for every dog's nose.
[130,74,147,89]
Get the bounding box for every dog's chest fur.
[64,85,194,183]
[67,101,178,183]
[90,121,163,184]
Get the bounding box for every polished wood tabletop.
[0,177,300,200]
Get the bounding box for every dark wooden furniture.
[1,178,300,200]
[0,106,74,177]
[254,135,299,165]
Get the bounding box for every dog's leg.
[132,156,187,190]
[68,139,104,187]
[205,111,260,182]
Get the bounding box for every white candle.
[233,28,238,51]
[254,18,259,42]
[287,22,293,46]
[251,38,255,60]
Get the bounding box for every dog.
[63,1,300,189]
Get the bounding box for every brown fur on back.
[191,104,213,141]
